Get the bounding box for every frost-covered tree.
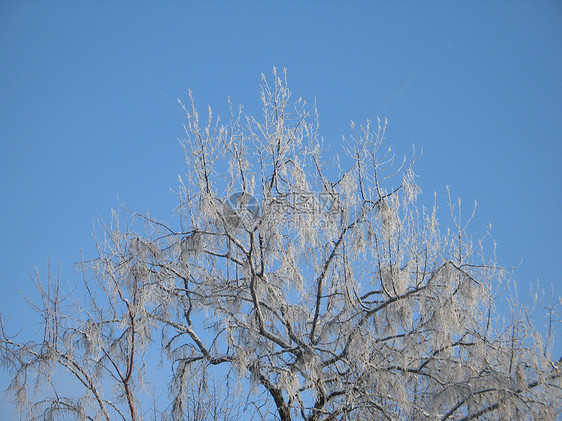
[1,69,561,420]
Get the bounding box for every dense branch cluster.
[1,69,560,420]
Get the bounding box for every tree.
[1,68,561,420]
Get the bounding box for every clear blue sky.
[1,1,561,417]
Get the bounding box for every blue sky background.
[1,1,561,417]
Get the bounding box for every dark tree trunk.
[252,365,292,421]
[270,386,291,421]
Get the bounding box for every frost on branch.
[1,69,561,420]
